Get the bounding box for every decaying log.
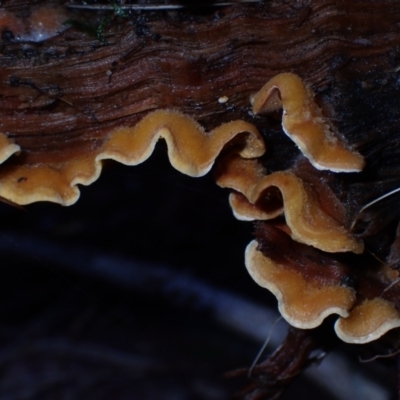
[0,0,400,242]
[2,1,400,399]
[1,1,399,181]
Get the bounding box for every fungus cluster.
[0,110,264,205]
[0,71,399,345]
[242,74,400,344]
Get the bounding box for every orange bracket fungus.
[251,73,365,173]
[216,154,363,253]
[5,68,399,347]
[0,110,264,205]
[245,238,356,329]
[2,68,400,345]
[335,298,400,344]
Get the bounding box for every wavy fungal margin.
[0,110,265,206]
[251,73,365,173]
[245,240,356,329]
[216,155,363,254]
[335,298,400,344]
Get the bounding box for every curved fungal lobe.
[251,73,365,172]
[99,110,264,176]
[335,298,400,344]
[216,154,363,254]
[0,110,264,206]
[246,222,400,344]
[245,238,356,329]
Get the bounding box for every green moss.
[63,2,129,45]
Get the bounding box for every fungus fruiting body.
[0,110,264,205]
[251,73,365,173]
[3,70,399,345]
[335,298,400,344]
[245,239,356,329]
[216,154,363,253]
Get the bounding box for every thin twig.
[248,316,282,378]
[359,348,400,363]
[351,187,400,230]
[65,1,259,11]
[381,277,400,295]
[368,250,387,265]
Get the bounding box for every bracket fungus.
[0,110,264,205]
[245,239,356,329]
[3,65,398,345]
[3,1,400,397]
[335,298,400,344]
[216,154,363,253]
[251,73,365,173]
